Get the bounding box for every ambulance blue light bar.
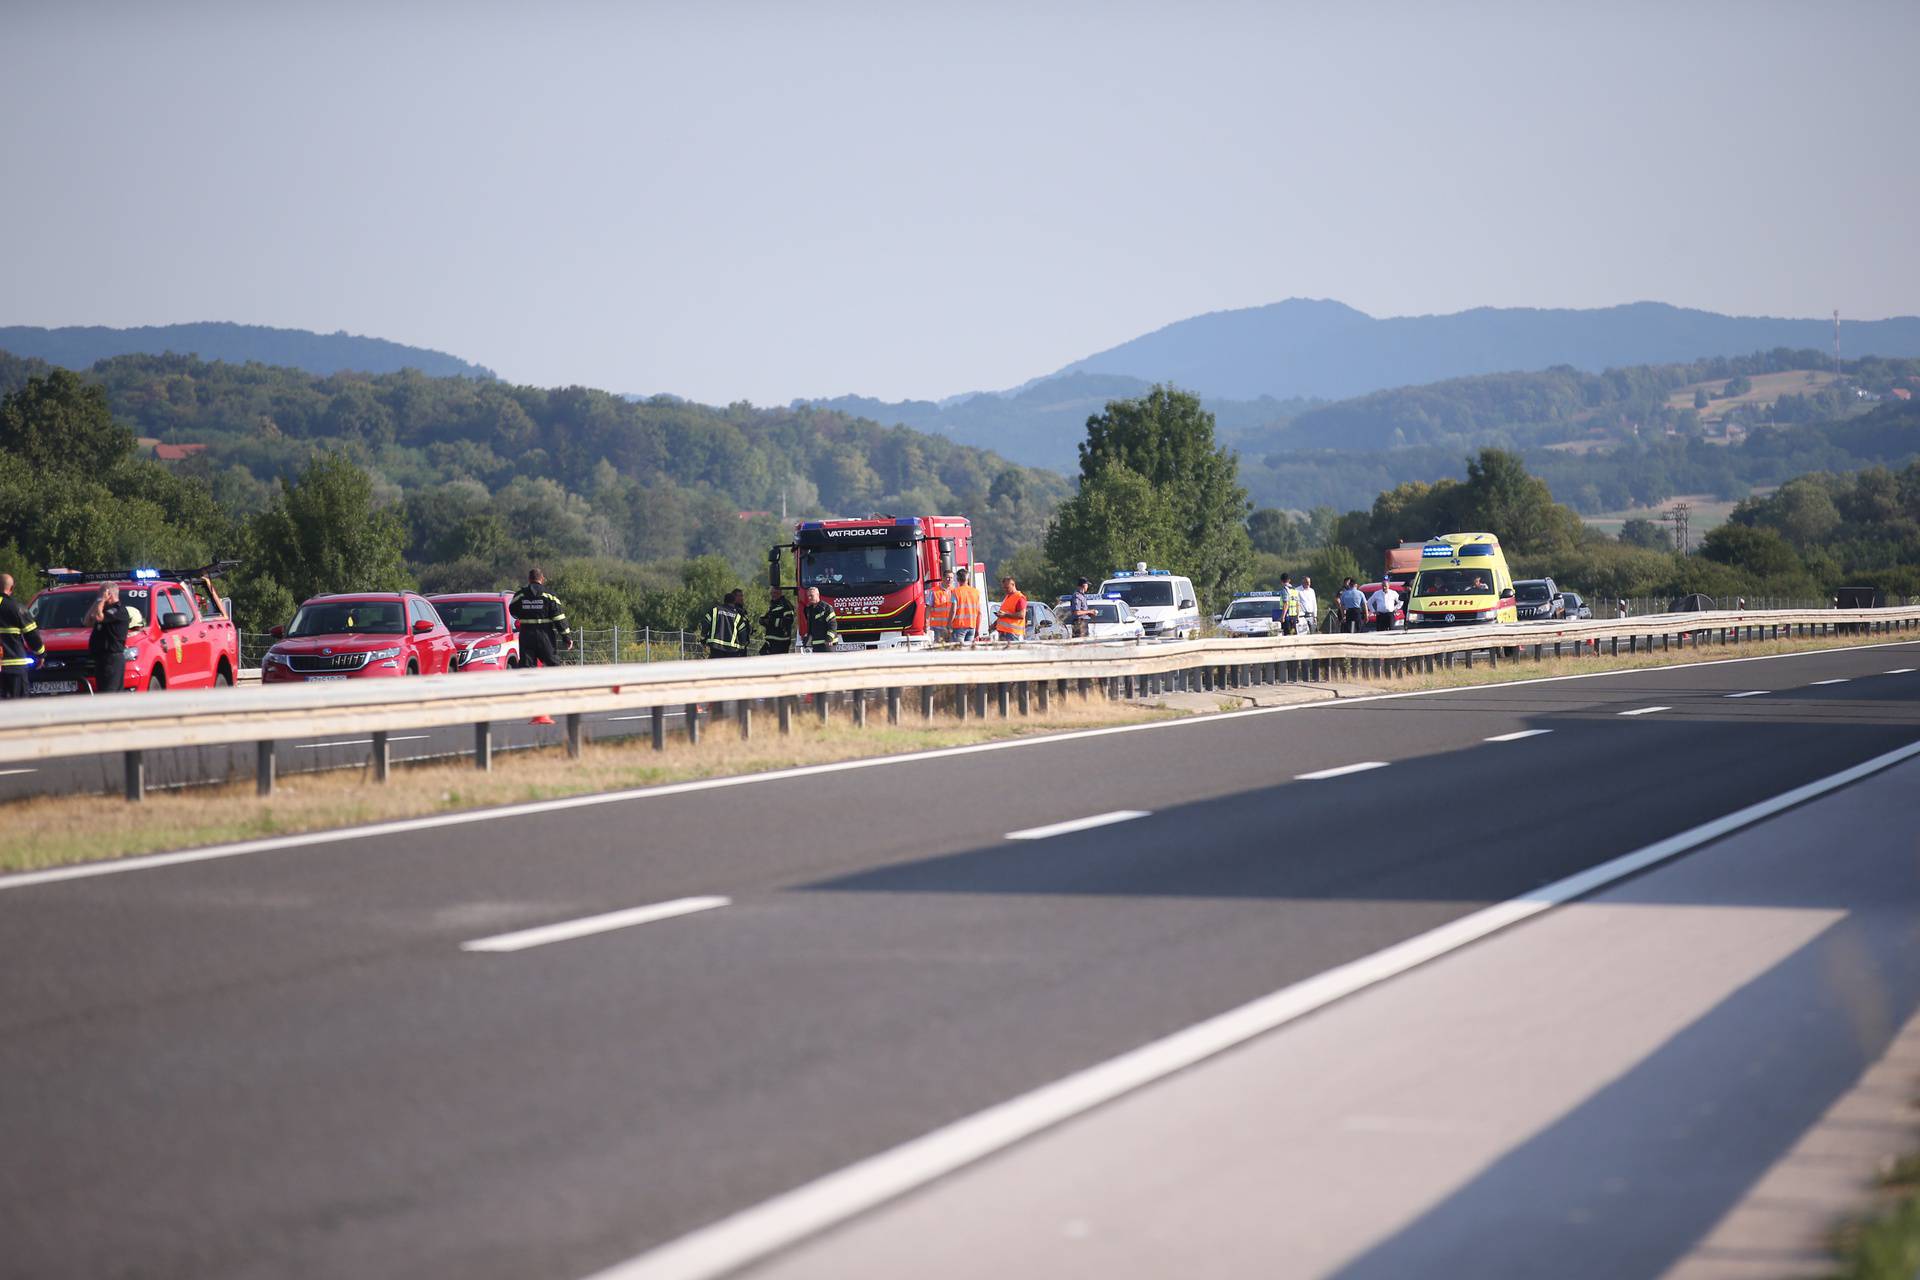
[1421,543,1455,558]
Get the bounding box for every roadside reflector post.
[124,750,145,803]
[371,730,391,780]
[564,714,582,759]
[1017,681,1031,715]
[977,685,992,716]
[779,696,794,734]
[474,722,492,771]
[256,741,275,796]
[737,700,752,739]
[887,687,901,724]
[686,703,702,743]
[651,705,666,750]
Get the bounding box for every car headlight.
[1476,609,1498,621]
[365,646,403,661]
[264,650,290,665]
[466,643,502,661]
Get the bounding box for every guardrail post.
[257,741,275,796]
[1016,682,1030,715]
[993,683,1007,717]
[737,700,753,739]
[780,696,795,734]
[917,687,933,720]
[564,715,582,759]
[977,685,993,716]
[952,686,967,720]
[1037,679,1051,711]
[687,703,702,743]
[817,692,831,724]
[372,730,391,779]
[123,750,145,803]
[475,722,492,771]
[652,705,666,750]
[1078,677,1092,701]
[1464,650,1475,669]
[852,691,867,727]
[888,687,902,724]
[1424,654,1436,674]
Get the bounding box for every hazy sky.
[6,0,1916,403]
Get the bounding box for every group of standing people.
[1334,577,1405,633]
[698,585,841,659]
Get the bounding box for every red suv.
[28,569,240,693]
[426,592,521,671]
[261,592,455,683]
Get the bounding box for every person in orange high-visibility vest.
[949,568,982,645]
[993,576,1028,642]
[925,572,955,643]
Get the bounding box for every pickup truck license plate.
[29,681,79,695]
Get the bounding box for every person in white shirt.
[1367,582,1401,631]
[1297,577,1318,634]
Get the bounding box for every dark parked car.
[1559,592,1592,620]
[1513,578,1564,621]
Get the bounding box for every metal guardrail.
[9,606,1919,801]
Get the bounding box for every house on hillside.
[151,443,208,461]
[1892,387,1912,401]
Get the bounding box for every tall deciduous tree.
[1049,385,1251,605]
[0,369,134,476]
[245,453,410,617]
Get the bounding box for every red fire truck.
[771,515,980,649]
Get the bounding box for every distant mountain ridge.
[0,322,495,380]
[808,299,1920,470]
[1052,299,1920,401]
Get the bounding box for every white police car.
[1217,592,1287,637]
[1098,565,1201,639]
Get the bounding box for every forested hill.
[0,323,496,380]
[0,348,1069,579]
[1051,299,1920,402]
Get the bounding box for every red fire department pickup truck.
[27,565,241,693]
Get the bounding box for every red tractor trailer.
[771,515,980,650]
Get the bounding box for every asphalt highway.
[1,639,1916,1279]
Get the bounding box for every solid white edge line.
[462,896,728,953]
[1886,668,1916,674]
[5,637,1915,893]
[1004,811,1149,841]
[1724,690,1770,698]
[1484,729,1552,742]
[1618,706,1672,716]
[582,737,1920,1280]
[1810,679,1850,686]
[1295,761,1390,780]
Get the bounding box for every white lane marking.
[1724,690,1770,698]
[1810,679,1849,686]
[1618,706,1671,716]
[1886,668,1916,674]
[1484,729,1551,742]
[461,896,728,953]
[584,737,1920,1280]
[1295,761,1390,780]
[7,638,1916,893]
[294,735,430,750]
[1005,811,1149,841]
[0,768,35,777]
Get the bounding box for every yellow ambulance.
[1405,532,1518,627]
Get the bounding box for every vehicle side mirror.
[1500,588,1515,600]
[160,611,191,630]
[1179,598,1196,610]
[767,546,781,589]
[413,618,434,633]
[268,624,284,638]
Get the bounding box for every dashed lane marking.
[1296,761,1391,780]
[1618,706,1672,716]
[461,896,729,953]
[1484,730,1551,742]
[1724,691,1770,699]
[1005,811,1150,841]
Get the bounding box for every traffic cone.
[530,714,554,726]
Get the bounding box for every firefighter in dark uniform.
[509,568,572,668]
[801,587,841,653]
[85,584,134,693]
[701,588,750,659]
[759,585,795,656]
[0,573,45,699]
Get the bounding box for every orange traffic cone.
[530,714,555,726]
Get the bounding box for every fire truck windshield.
[801,544,918,589]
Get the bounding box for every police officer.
[0,573,45,699]
[510,568,573,668]
[1068,577,1094,639]
[1338,577,1367,633]
[701,588,750,658]
[760,585,795,655]
[1277,574,1303,635]
[801,587,840,653]
[85,584,134,693]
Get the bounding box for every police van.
[1098,565,1202,640]
[1405,533,1518,627]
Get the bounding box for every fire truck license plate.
[30,681,78,695]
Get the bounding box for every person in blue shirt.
[1337,577,1367,633]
